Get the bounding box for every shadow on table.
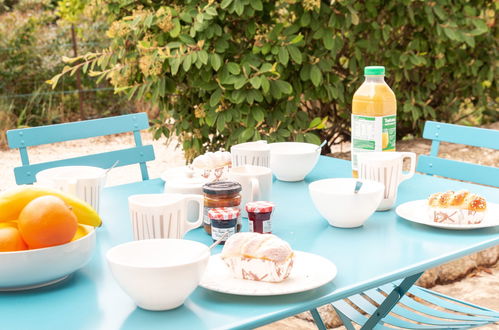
[121,304,206,330]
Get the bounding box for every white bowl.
[106,239,210,311]
[0,225,96,290]
[309,178,384,228]
[269,142,320,181]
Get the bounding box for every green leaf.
[250,0,263,11]
[221,0,233,9]
[275,80,293,94]
[260,63,273,72]
[183,54,192,71]
[252,107,265,122]
[205,7,217,16]
[198,50,209,65]
[443,27,458,40]
[261,77,270,93]
[210,89,222,107]
[170,57,181,75]
[310,65,322,87]
[250,76,261,89]
[227,62,241,75]
[241,127,255,141]
[323,33,333,50]
[278,47,289,65]
[234,76,247,89]
[216,114,226,132]
[289,34,303,44]
[170,19,181,38]
[278,129,290,137]
[309,117,322,129]
[287,46,302,64]
[304,133,321,145]
[210,53,222,71]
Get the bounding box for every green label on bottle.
[351,114,397,170]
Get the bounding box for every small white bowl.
[309,178,384,228]
[0,225,96,290]
[269,142,320,181]
[106,239,210,311]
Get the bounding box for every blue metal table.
[1,156,498,330]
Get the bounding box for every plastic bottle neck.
[364,75,385,83]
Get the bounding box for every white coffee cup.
[231,141,270,168]
[228,165,272,218]
[35,166,106,213]
[357,152,416,211]
[128,193,203,240]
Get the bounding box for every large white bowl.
[269,142,320,181]
[0,225,96,290]
[309,178,384,228]
[106,239,210,311]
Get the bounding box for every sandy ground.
[1,129,497,329]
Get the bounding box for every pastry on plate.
[220,232,294,282]
[427,190,487,225]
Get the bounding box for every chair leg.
[310,308,327,330]
[361,272,423,330]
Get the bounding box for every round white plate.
[396,200,499,230]
[199,251,337,296]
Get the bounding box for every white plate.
[396,200,499,230]
[199,251,337,296]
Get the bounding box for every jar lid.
[203,181,242,195]
[208,207,240,220]
[246,201,275,213]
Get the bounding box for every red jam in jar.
[245,201,275,234]
[208,207,240,244]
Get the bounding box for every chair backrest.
[416,121,499,187]
[7,112,155,185]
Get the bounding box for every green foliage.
[0,0,131,136]
[51,0,497,160]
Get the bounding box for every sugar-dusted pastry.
[192,151,231,170]
[427,190,487,224]
[220,232,294,282]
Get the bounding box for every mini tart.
[427,190,487,225]
[220,232,294,282]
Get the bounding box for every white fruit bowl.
[0,225,96,290]
[309,178,384,228]
[106,239,210,311]
[269,142,320,181]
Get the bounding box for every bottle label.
[351,114,396,170]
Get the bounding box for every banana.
[71,224,93,242]
[0,186,102,227]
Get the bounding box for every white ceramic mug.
[128,193,203,240]
[231,141,271,168]
[357,152,416,211]
[228,165,272,218]
[35,166,106,213]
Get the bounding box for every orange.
[18,195,78,249]
[0,222,28,252]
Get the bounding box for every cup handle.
[250,177,260,202]
[400,152,416,182]
[182,194,204,230]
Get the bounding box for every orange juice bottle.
[351,66,396,177]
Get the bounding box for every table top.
[2,156,498,330]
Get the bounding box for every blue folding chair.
[327,121,499,329]
[6,112,155,185]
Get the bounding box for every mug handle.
[250,177,261,202]
[400,152,417,182]
[182,194,204,230]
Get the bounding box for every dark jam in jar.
[246,201,275,234]
[202,181,242,235]
[208,207,240,244]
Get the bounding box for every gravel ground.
[1,124,497,329]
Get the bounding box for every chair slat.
[364,287,487,326]
[7,113,149,148]
[348,294,464,329]
[13,146,154,184]
[416,155,499,188]
[423,121,499,150]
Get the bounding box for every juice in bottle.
[351,66,396,177]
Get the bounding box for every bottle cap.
[246,201,275,213]
[364,66,385,76]
[203,181,242,195]
[208,207,240,220]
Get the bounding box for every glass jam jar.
[202,181,242,235]
[208,207,240,244]
[246,201,275,234]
